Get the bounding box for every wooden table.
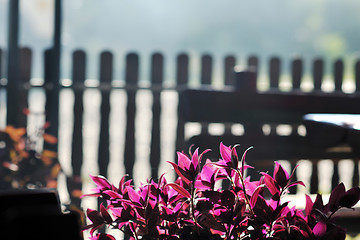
[303,114,360,153]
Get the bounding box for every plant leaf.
[166,183,191,198]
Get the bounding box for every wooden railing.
[1,47,360,208]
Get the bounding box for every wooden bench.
[178,69,360,194]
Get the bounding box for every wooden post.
[67,50,86,209]
[150,53,163,180]
[175,53,189,156]
[124,53,139,180]
[224,56,236,86]
[313,58,324,91]
[200,54,213,134]
[44,0,62,153]
[6,0,20,127]
[98,51,113,177]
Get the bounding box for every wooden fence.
[1,47,360,208]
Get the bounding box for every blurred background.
[1,0,360,82]
[1,1,360,238]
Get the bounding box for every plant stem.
[236,169,254,216]
[190,183,200,235]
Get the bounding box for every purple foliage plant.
[82,143,360,240]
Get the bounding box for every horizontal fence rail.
[0,47,360,210]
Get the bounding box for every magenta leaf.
[167,161,192,184]
[305,194,314,216]
[90,175,113,191]
[191,148,200,171]
[221,189,235,207]
[339,186,360,208]
[219,142,232,163]
[177,151,191,171]
[313,221,327,237]
[328,183,346,211]
[261,172,279,196]
[240,146,253,176]
[274,162,289,189]
[102,190,122,199]
[166,183,191,198]
[100,203,113,223]
[286,180,306,190]
[230,145,239,169]
[126,186,141,203]
[250,185,264,208]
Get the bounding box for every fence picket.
[201,54,213,85]
[269,57,280,89]
[175,54,189,155]
[310,162,319,194]
[0,48,2,78]
[150,53,163,180]
[224,56,236,134]
[71,50,86,177]
[248,55,258,80]
[44,49,60,153]
[291,58,302,90]
[124,53,139,180]
[98,51,113,177]
[350,61,360,188]
[331,59,342,191]
[69,50,86,208]
[313,58,324,91]
[334,59,344,92]
[224,56,236,86]
[353,160,359,188]
[18,48,31,128]
[356,60,360,92]
[332,162,340,190]
[200,54,213,134]
[6,47,31,128]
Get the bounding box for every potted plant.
[82,143,360,240]
[0,123,60,190]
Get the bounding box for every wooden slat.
[313,58,324,91]
[44,48,60,153]
[224,55,235,86]
[291,58,302,90]
[224,56,236,134]
[332,162,340,190]
[180,89,360,124]
[334,59,344,92]
[150,53,163,180]
[353,159,359,188]
[247,55,258,81]
[268,57,281,134]
[69,50,86,209]
[6,47,31,127]
[310,162,319,194]
[124,53,139,180]
[6,0,20,127]
[18,48,31,128]
[200,54,213,134]
[71,50,85,177]
[98,51,112,177]
[175,54,189,155]
[176,53,189,86]
[0,48,2,79]
[269,57,280,89]
[201,54,213,85]
[355,59,360,93]
[290,57,303,136]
